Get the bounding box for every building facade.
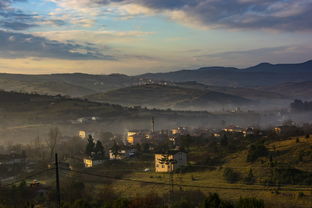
[155,151,187,173]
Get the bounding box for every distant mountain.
[247,60,312,72]
[137,60,312,87]
[0,60,310,98]
[260,81,312,99]
[86,84,251,110]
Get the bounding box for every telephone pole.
[55,153,61,208]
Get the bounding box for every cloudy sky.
[0,0,311,74]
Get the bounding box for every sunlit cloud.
[47,0,312,32]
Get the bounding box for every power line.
[59,168,312,192]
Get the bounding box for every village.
[0,118,312,207]
[0,119,306,179]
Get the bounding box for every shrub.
[244,169,255,185]
[246,144,268,162]
[223,168,240,183]
[237,197,264,208]
[201,193,234,208]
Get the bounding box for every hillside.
[175,82,286,100]
[137,60,312,87]
[260,81,312,99]
[85,84,251,110]
[0,73,137,97]
[0,90,265,143]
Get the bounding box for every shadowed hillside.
[85,84,251,110]
[260,81,312,99]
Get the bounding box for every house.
[78,131,86,139]
[171,127,188,135]
[223,125,244,133]
[109,149,127,160]
[109,149,135,160]
[127,130,138,144]
[155,150,187,173]
[274,125,299,135]
[243,127,255,137]
[127,130,147,145]
[83,157,104,168]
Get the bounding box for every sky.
[0,0,311,75]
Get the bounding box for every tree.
[95,140,105,159]
[202,193,220,208]
[85,135,95,157]
[142,143,150,153]
[244,169,255,185]
[110,140,121,159]
[220,135,228,147]
[223,168,240,183]
[201,193,234,208]
[46,127,61,161]
[246,144,268,162]
[180,135,192,151]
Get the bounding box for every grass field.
[48,136,312,208]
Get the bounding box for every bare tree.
[46,127,61,162]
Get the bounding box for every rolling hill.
[0,60,310,101]
[175,81,286,100]
[0,73,137,97]
[85,84,251,110]
[260,81,312,99]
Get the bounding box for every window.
[162,165,165,168]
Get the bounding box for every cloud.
[49,0,312,31]
[0,0,39,30]
[0,30,115,60]
[32,30,154,46]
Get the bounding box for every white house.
[83,157,104,168]
[155,150,187,173]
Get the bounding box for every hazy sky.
[0,0,311,74]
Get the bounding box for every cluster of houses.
[80,125,263,172]
[79,125,302,172]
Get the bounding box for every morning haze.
[0,0,312,207]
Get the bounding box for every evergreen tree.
[85,135,95,157]
[95,140,105,158]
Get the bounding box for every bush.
[172,200,193,208]
[237,197,264,208]
[271,168,312,185]
[246,144,268,162]
[201,193,234,208]
[223,168,240,183]
[244,169,255,185]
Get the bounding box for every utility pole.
[152,117,155,133]
[55,153,61,208]
[169,163,174,198]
